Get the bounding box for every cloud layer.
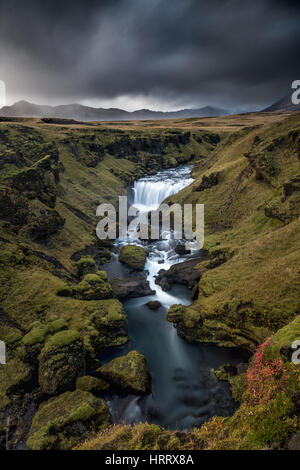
[0,0,299,110]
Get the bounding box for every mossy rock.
[26,390,112,450]
[57,271,112,301]
[22,324,51,346]
[42,329,80,350]
[119,245,147,271]
[166,304,186,323]
[73,272,112,300]
[74,256,97,277]
[70,299,128,364]
[0,358,34,411]
[38,330,86,395]
[49,318,68,333]
[76,376,110,396]
[96,350,151,395]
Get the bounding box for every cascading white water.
[133,166,194,212]
[103,164,242,431]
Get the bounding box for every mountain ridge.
[0,100,229,122]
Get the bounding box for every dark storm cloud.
[0,0,299,109]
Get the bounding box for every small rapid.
[101,165,243,430]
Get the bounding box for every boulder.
[111,274,155,300]
[155,258,203,291]
[174,244,191,256]
[38,330,86,395]
[146,301,161,311]
[26,390,112,450]
[119,245,147,271]
[96,350,151,395]
[76,376,110,396]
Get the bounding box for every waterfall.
[133,166,194,212]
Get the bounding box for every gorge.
[101,166,243,430]
[0,112,299,450]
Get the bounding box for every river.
[101,165,243,431]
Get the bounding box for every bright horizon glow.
[2,92,203,112]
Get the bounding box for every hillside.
[263,95,300,113]
[166,112,300,351]
[0,112,299,450]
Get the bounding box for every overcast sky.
[0,0,299,111]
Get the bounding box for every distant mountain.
[262,94,300,112]
[0,100,229,121]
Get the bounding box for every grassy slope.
[166,112,300,351]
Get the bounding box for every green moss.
[73,275,112,300]
[84,270,108,283]
[107,311,124,322]
[75,257,96,277]
[75,280,90,293]
[22,324,50,346]
[83,273,101,283]
[43,329,80,350]
[57,271,112,301]
[119,245,147,270]
[38,330,85,395]
[50,318,68,333]
[76,375,109,395]
[28,321,43,330]
[69,404,96,422]
[96,350,151,395]
[27,390,112,450]
[267,316,300,360]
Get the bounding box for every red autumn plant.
[246,337,290,404]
